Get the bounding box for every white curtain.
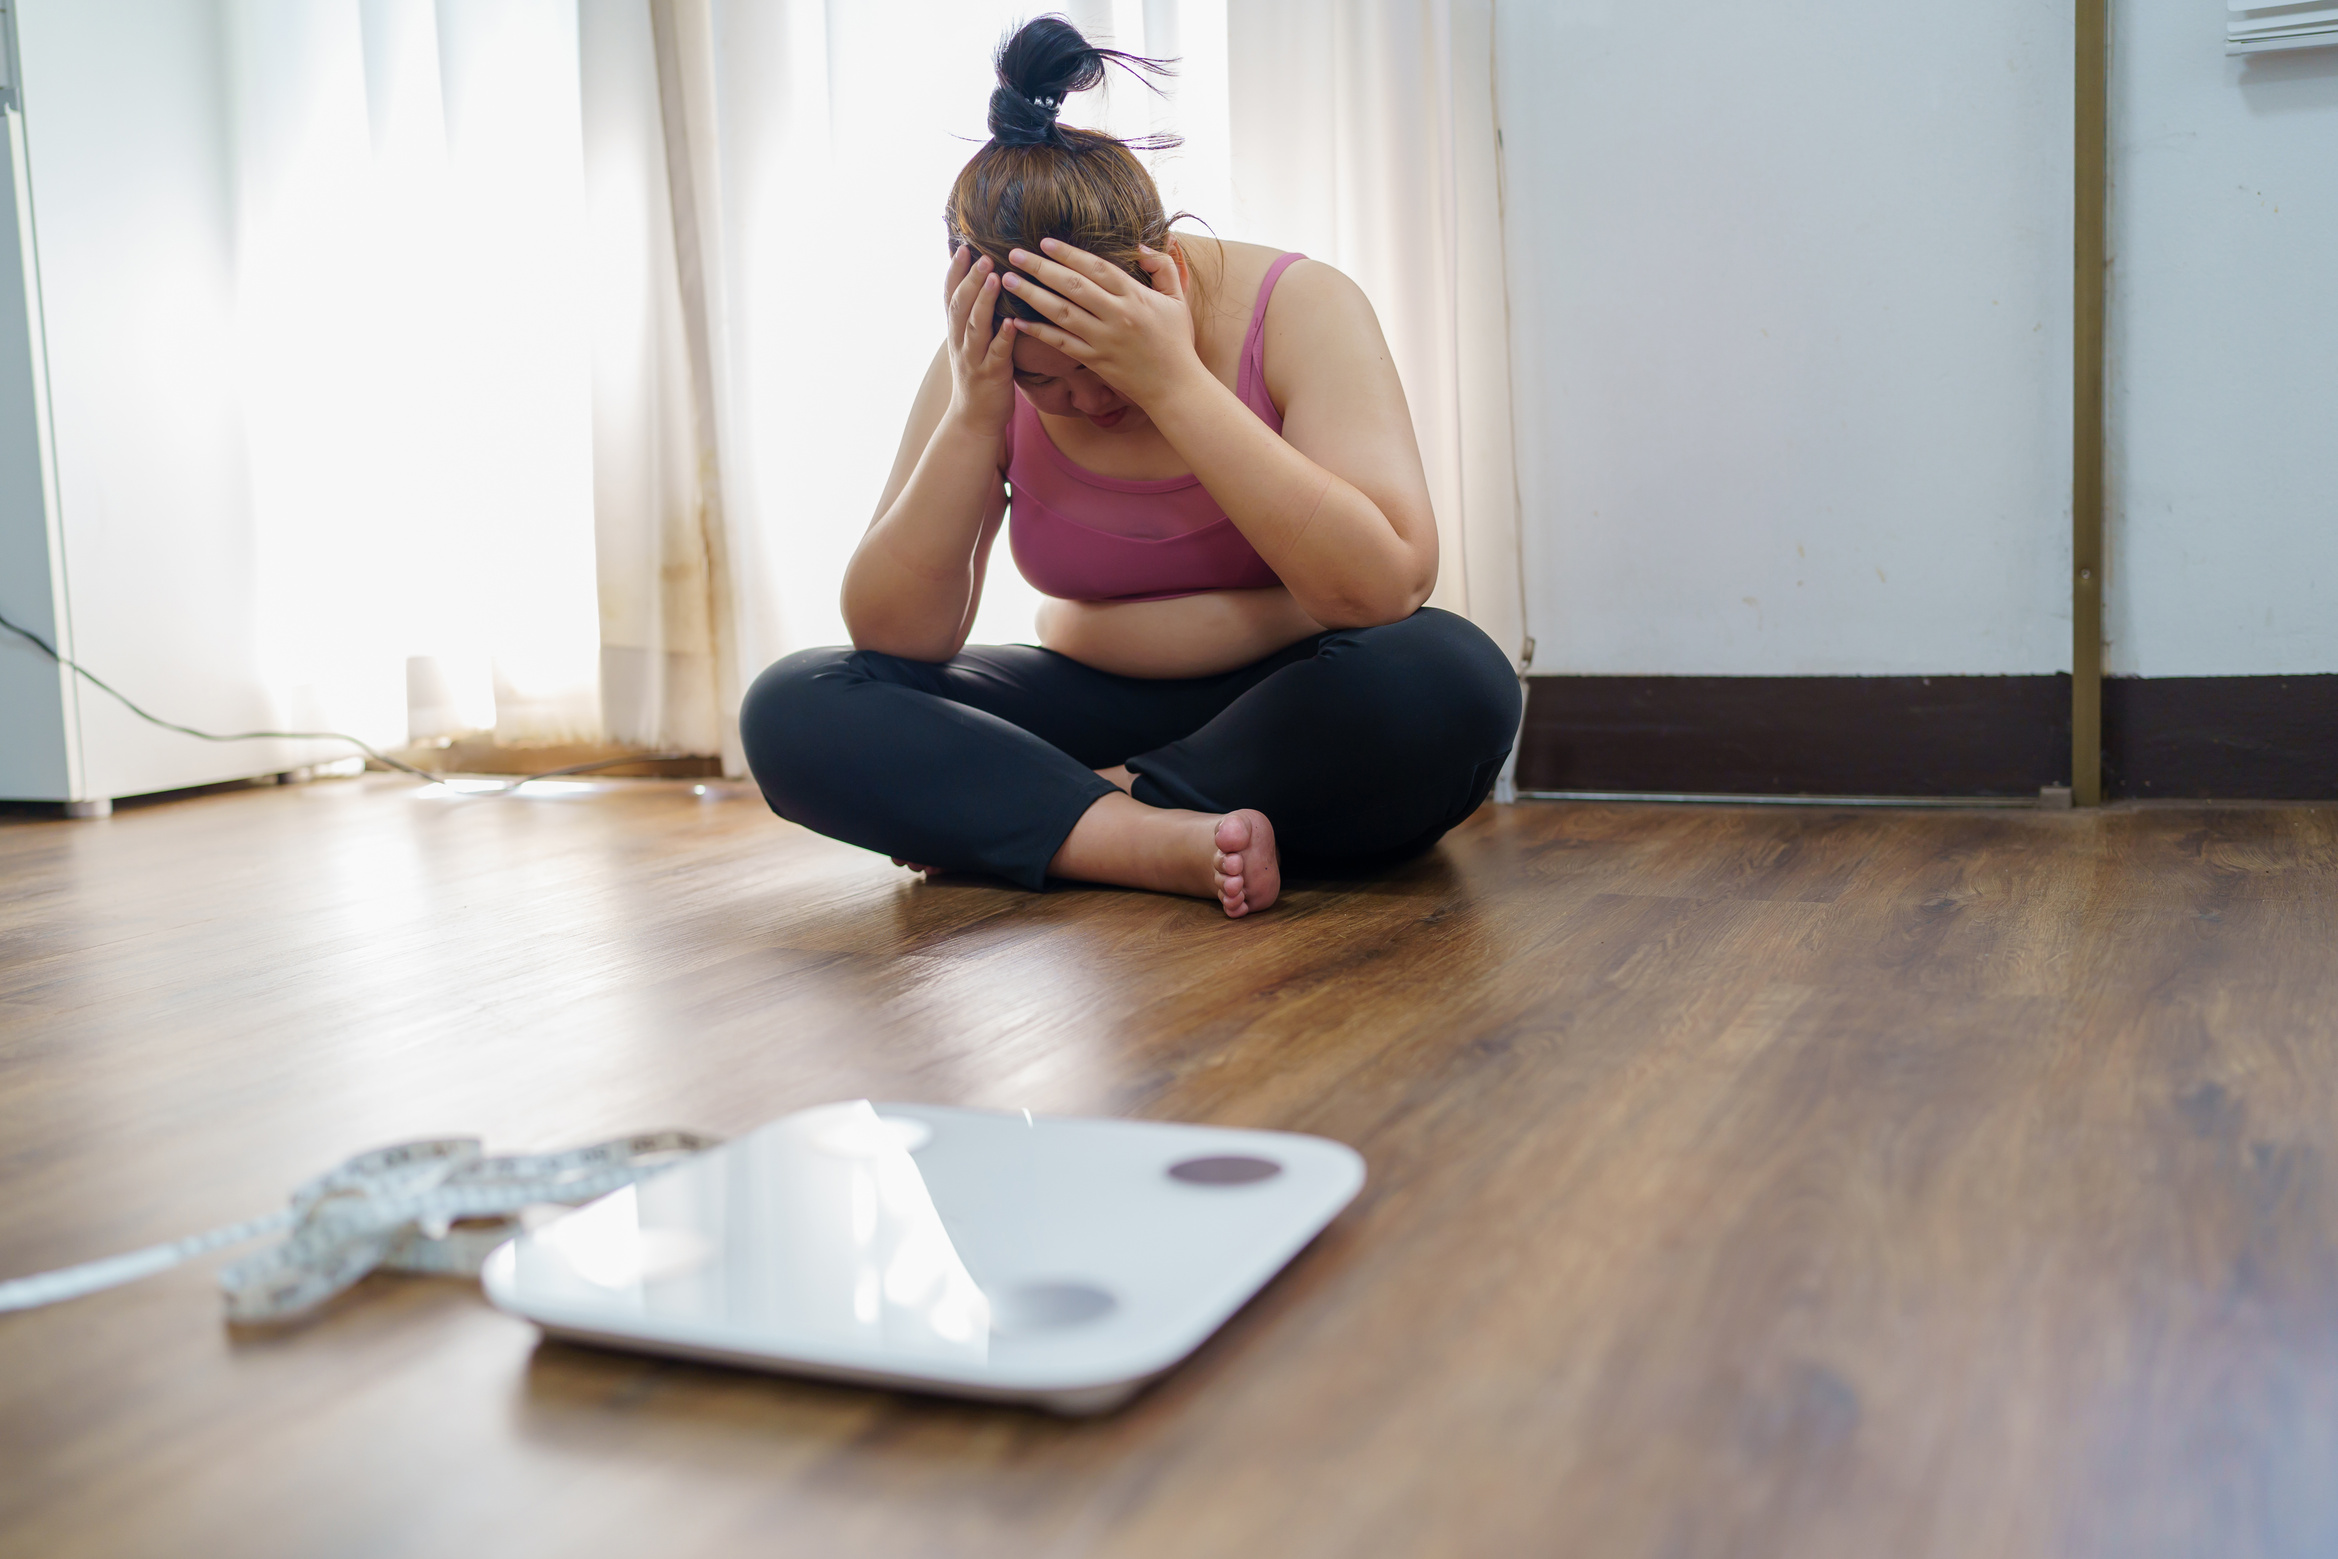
[223,0,1525,770]
[578,0,725,756]
[1224,0,1529,672]
[579,0,1238,773]
[229,0,605,747]
[607,0,1521,773]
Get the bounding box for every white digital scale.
[482,1102,1366,1414]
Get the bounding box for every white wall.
[1497,1,2074,676]
[2106,11,2338,677]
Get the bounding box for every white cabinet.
[0,2,343,806]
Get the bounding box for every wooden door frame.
[2073,0,2108,804]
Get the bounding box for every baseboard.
[1518,674,2338,801]
[1518,676,2069,798]
[2103,675,2338,799]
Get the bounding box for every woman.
[742,17,1519,918]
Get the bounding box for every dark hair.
[947,16,1192,324]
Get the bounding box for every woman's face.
[1011,333,1141,431]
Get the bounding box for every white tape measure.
[0,1131,717,1322]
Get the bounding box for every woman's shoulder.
[1184,237,1374,348]
[1254,254,1382,386]
[1190,238,1361,310]
[1231,252,1394,429]
[1174,236,1384,412]
[1254,251,1371,327]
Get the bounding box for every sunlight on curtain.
[1225,0,1527,669]
[603,0,1234,762]
[579,0,721,754]
[635,2,1517,710]
[190,2,1519,770]
[228,0,602,748]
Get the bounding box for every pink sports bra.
[1003,251,1305,602]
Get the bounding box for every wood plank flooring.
[2,776,2335,1558]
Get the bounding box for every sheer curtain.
[230,0,605,747]
[1224,0,1528,674]
[221,1,1525,771]
[578,0,725,757]
[578,0,1237,772]
[217,0,1253,769]
[608,0,1525,775]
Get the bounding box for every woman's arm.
[840,251,1019,661]
[1002,241,1438,629]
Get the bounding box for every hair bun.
[987,14,1169,150]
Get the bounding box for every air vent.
[2227,1,2338,55]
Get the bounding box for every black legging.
[740,607,1521,890]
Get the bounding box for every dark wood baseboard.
[1518,674,2338,800]
[1518,675,2070,798]
[2103,675,2338,799]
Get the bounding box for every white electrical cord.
[0,606,698,792]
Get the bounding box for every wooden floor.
[3,776,2336,1558]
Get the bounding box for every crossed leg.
[743,609,1516,920]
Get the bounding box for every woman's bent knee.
[1418,609,1523,748]
[1334,608,1521,758]
[739,646,863,815]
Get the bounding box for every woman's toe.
[1211,812,1275,917]
[1213,809,1280,915]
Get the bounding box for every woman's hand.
[944,246,1019,436]
[1002,239,1207,407]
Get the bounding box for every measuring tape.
[0,1130,718,1322]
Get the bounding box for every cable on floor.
[0,606,699,794]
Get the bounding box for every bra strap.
[1235,252,1306,429]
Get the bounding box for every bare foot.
[889,857,955,878]
[1047,793,1281,918]
[1212,810,1281,918]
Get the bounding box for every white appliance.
[2227,1,2338,54]
[483,1102,1367,1415]
[0,3,345,811]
